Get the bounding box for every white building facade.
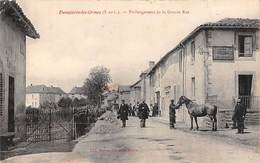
[148,18,260,127]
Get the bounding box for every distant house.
[0,1,39,136]
[102,90,119,108]
[147,18,260,127]
[26,85,66,108]
[68,86,87,100]
[130,61,155,106]
[130,80,141,105]
[118,85,131,105]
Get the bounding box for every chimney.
[149,61,155,69]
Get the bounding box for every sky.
[17,0,260,92]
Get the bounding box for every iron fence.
[25,106,106,143]
[233,96,260,110]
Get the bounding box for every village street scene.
[0,0,260,162]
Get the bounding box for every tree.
[58,97,73,108]
[72,98,81,107]
[83,66,112,106]
[79,98,87,106]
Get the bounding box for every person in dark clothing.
[233,98,246,134]
[153,103,159,117]
[118,100,129,128]
[169,99,180,129]
[137,101,150,128]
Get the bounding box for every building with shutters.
[147,18,260,127]
[26,84,66,108]
[0,1,39,136]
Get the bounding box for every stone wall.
[0,14,26,137]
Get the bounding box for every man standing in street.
[153,103,159,117]
[169,99,179,129]
[138,101,150,128]
[233,98,247,134]
[118,100,129,128]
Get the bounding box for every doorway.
[238,75,252,96]
[238,74,253,108]
[8,76,15,132]
[155,91,160,116]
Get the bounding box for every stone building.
[130,79,141,106]
[102,90,119,108]
[148,18,260,127]
[68,86,87,100]
[0,1,39,137]
[26,84,66,108]
[118,85,131,105]
[130,61,155,108]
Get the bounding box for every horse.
[177,96,218,131]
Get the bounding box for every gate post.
[49,108,52,142]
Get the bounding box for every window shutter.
[244,36,253,57]
[256,32,259,50]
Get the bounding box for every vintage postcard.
[0,0,259,162]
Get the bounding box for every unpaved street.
[3,115,260,163]
[74,117,260,163]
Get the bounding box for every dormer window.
[238,35,253,57]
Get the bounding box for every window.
[191,41,195,62]
[238,35,253,57]
[0,73,4,116]
[213,46,234,60]
[191,77,195,97]
[179,52,182,72]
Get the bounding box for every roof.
[130,79,141,88]
[139,68,150,77]
[0,0,39,38]
[118,85,131,92]
[26,85,66,94]
[69,87,85,95]
[106,93,119,101]
[148,18,260,75]
[203,18,260,28]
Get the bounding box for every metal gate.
[25,107,103,143]
[26,108,74,143]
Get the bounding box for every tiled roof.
[26,85,65,94]
[118,85,131,92]
[130,79,141,88]
[0,0,39,38]
[202,18,260,28]
[148,18,260,75]
[69,87,85,95]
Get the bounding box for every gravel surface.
[88,111,121,135]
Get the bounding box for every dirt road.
[74,117,260,163]
[3,115,260,163]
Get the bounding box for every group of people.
[117,100,150,128]
[116,99,179,128]
[116,97,247,134]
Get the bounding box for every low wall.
[217,109,260,128]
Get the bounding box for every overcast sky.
[18,0,260,92]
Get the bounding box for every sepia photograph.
[0,0,259,162]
